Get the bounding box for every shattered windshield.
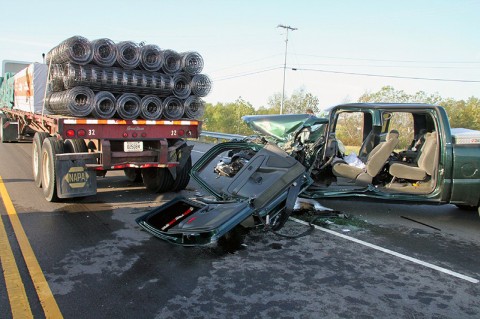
[242,114,328,143]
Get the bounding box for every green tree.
[358,86,479,130]
[358,86,443,104]
[267,87,320,114]
[202,97,255,135]
[441,97,480,130]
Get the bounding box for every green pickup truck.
[243,103,480,214]
[138,103,479,246]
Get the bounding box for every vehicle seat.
[410,129,427,151]
[332,130,399,185]
[389,132,437,181]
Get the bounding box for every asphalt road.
[0,140,479,318]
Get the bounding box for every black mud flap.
[0,116,19,142]
[56,153,97,198]
[136,143,308,246]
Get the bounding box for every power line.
[292,63,480,70]
[213,66,283,81]
[292,67,480,83]
[292,53,480,64]
[212,64,480,83]
[210,53,284,72]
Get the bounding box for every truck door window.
[384,112,414,150]
[335,112,364,155]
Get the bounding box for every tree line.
[201,86,480,135]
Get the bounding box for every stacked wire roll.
[46,86,95,117]
[45,35,211,120]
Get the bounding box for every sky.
[1,0,479,110]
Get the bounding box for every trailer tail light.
[77,129,86,137]
[132,133,138,138]
[66,129,75,138]
[123,132,128,138]
[178,129,185,136]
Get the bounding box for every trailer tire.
[32,132,50,188]
[0,116,3,143]
[64,139,88,153]
[171,156,192,192]
[41,137,64,202]
[142,168,174,193]
[124,168,143,183]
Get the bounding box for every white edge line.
[290,217,479,284]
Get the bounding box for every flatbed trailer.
[1,107,201,201]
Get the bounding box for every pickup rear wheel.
[32,132,50,188]
[142,168,174,193]
[41,137,65,202]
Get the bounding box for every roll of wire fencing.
[180,51,204,75]
[45,35,93,66]
[46,86,94,117]
[140,44,163,72]
[162,96,185,120]
[116,93,142,120]
[191,74,212,97]
[92,91,117,119]
[115,41,141,70]
[49,64,65,92]
[184,96,205,119]
[91,38,117,67]
[161,49,182,74]
[44,36,211,121]
[63,63,174,96]
[140,95,163,120]
[172,73,191,99]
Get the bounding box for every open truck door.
[136,142,310,246]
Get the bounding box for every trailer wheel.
[32,132,50,188]
[41,137,65,202]
[171,156,192,192]
[0,117,3,143]
[124,168,143,183]
[64,139,88,153]
[142,168,174,193]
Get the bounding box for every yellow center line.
[0,176,63,318]
[0,205,33,318]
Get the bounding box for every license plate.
[124,141,143,152]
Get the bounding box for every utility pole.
[277,24,297,114]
